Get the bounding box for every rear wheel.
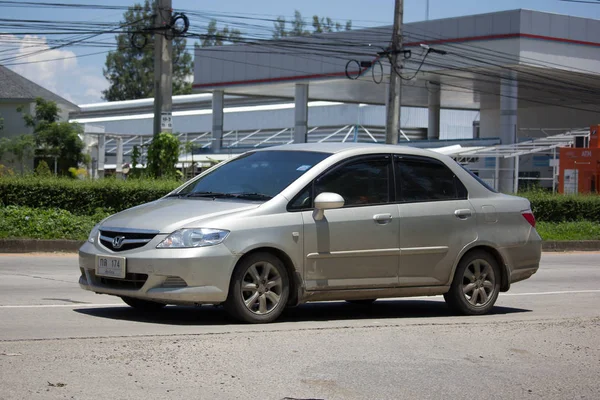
[224,252,289,323]
[346,299,377,305]
[121,296,166,311]
[444,250,501,315]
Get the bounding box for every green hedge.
[0,177,180,215]
[520,191,600,223]
[0,206,109,240]
[1,205,597,241]
[1,177,600,223]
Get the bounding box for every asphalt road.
[0,253,598,400]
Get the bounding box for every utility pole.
[385,0,404,144]
[153,0,173,136]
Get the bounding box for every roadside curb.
[542,240,600,252]
[1,239,599,254]
[0,239,84,253]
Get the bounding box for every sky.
[2,0,600,105]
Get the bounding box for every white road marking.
[0,304,122,309]
[503,289,600,296]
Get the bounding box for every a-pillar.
[294,83,309,143]
[115,137,124,179]
[428,87,441,140]
[499,72,518,193]
[212,90,224,152]
[97,134,105,179]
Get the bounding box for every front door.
[301,155,400,290]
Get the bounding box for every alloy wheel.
[240,261,283,315]
[462,259,496,307]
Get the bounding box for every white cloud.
[0,34,108,105]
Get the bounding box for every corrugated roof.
[0,65,78,110]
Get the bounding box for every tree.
[146,132,180,179]
[195,20,242,48]
[128,145,144,178]
[21,97,85,175]
[102,0,193,101]
[183,140,198,178]
[312,17,352,33]
[0,117,8,162]
[273,10,351,38]
[8,134,35,174]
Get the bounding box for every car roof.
[256,142,442,158]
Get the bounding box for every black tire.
[346,299,377,305]
[224,252,289,324]
[121,296,166,311]
[444,250,501,315]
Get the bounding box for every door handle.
[373,213,393,224]
[454,209,472,219]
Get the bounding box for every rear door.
[395,155,477,287]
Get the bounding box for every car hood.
[100,198,261,233]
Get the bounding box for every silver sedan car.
[79,143,541,323]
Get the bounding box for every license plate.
[96,255,126,279]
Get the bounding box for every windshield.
[175,150,331,199]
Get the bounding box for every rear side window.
[395,156,467,202]
[458,162,498,193]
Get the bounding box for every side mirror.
[313,192,345,221]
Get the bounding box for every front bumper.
[78,237,240,305]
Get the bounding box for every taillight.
[522,211,536,228]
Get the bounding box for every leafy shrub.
[147,132,180,179]
[0,205,110,240]
[0,164,15,177]
[0,176,180,215]
[68,166,88,179]
[35,160,52,177]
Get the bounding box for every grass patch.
[536,221,600,241]
[0,206,109,240]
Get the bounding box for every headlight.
[88,224,100,243]
[156,228,230,248]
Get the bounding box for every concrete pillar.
[499,72,518,193]
[294,83,309,143]
[212,90,224,152]
[116,137,123,179]
[427,88,441,140]
[97,134,105,179]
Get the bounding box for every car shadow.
[73,299,531,326]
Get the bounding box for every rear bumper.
[78,239,239,305]
[505,229,542,285]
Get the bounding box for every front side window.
[396,156,467,202]
[314,157,391,207]
[176,151,330,199]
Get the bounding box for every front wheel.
[121,296,166,311]
[224,252,289,323]
[444,251,501,315]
